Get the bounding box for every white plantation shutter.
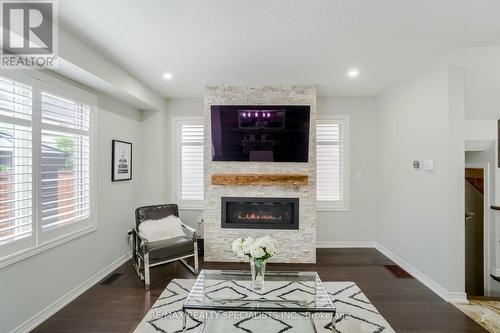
[180,123,204,201]
[316,116,348,210]
[40,92,90,231]
[0,77,32,120]
[0,77,33,251]
[173,118,204,208]
[0,72,95,264]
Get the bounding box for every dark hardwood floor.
[33,248,487,333]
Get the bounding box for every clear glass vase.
[250,258,266,290]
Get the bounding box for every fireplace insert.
[221,197,299,230]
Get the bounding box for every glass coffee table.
[182,269,336,332]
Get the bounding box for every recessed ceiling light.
[347,69,359,78]
[163,72,173,80]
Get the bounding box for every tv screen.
[211,105,310,162]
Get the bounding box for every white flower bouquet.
[232,235,277,268]
[232,235,277,289]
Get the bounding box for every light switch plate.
[423,159,434,171]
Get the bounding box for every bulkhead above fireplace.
[221,197,299,230]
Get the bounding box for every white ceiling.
[59,0,500,98]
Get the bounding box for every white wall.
[316,97,377,246]
[447,66,466,295]
[450,47,500,121]
[465,120,497,142]
[164,99,205,229]
[140,109,168,205]
[376,62,465,298]
[0,92,144,333]
[164,97,378,242]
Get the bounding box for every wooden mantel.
[211,173,308,186]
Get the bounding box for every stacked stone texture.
[203,86,317,263]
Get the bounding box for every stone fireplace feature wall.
[203,86,317,263]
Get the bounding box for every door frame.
[465,162,491,296]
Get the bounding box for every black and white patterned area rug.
[134,279,395,333]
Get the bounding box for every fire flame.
[237,212,282,220]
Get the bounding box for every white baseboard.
[491,267,500,277]
[11,252,132,333]
[315,240,467,302]
[316,241,376,248]
[375,243,468,303]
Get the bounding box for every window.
[0,76,33,253]
[0,72,96,265]
[316,116,349,210]
[40,91,91,233]
[172,117,204,209]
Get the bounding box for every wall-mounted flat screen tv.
[211,105,310,162]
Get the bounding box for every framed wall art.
[112,140,132,181]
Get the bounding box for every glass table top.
[183,269,335,313]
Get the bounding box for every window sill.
[317,207,350,212]
[178,204,204,211]
[0,225,97,269]
[316,202,350,212]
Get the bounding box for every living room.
[1,1,500,332]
